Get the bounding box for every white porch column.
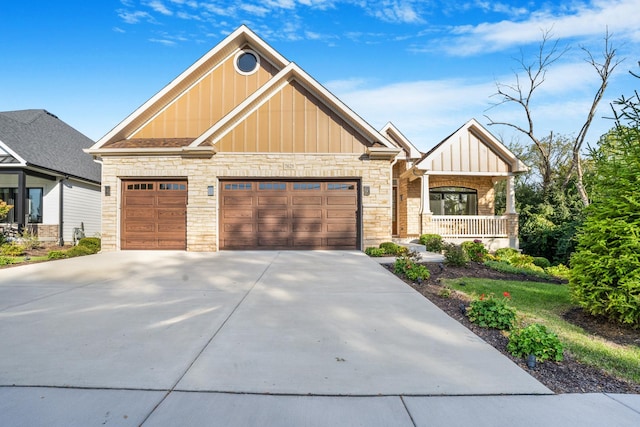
[506,175,516,214]
[420,174,431,214]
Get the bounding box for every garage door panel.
[258,223,289,232]
[293,238,323,247]
[124,223,155,233]
[224,223,254,232]
[123,209,155,219]
[327,196,355,205]
[223,196,253,206]
[224,209,253,219]
[220,180,358,250]
[160,196,187,206]
[157,209,186,219]
[258,209,288,218]
[292,196,322,205]
[257,196,288,206]
[293,223,322,232]
[124,196,155,206]
[292,209,322,218]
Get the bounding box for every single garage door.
[220,180,359,250]
[121,180,188,250]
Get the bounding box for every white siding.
[63,180,101,242]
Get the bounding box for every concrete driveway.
[1,251,638,426]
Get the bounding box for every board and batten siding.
[62,179,101,242]
[425,130,510,174]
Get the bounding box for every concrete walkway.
[0,251,638,426]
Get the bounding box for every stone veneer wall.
[100,153,392,251]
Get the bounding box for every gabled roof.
[190,62,396,150]
[88,25,397,155]
[380,122,422,160]
[0,109,101,183]
[416,118,528,175]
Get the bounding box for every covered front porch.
[392,119,527,250]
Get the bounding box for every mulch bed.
[384,261,640,394]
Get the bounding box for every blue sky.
[1,0,639,151]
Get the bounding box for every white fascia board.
[0,140,26,165]
[381,122,422,158]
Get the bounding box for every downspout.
[58,176,66,246]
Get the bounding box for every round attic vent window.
[235,50,259,74]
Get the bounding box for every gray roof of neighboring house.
[0,109,101,183]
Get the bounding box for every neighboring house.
[0,109,101,244]
[86,25,525,252]
[389,119,528,250]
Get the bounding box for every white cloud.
[147,0,173,15]
[149,38,177,46]
[442,0,640,56]
[118,9,153,24]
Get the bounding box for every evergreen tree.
[569,82,640,326]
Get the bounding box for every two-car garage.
[121,179,359,251]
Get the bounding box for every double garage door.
[121,179,359,250]
[219,180,359,250]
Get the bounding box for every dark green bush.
[507,323,564,362]
[461,240,488,262]
[443,243,469,267]
[47,250,68,260]
[78,237,101,253]
[467,293,516,330]
[532,257,551,269]
[66,245,96,257]
[419,234,443,253]
[365,247,386,257]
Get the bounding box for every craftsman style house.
[87,25,525,252]
[0,109,101,244]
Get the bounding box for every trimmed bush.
[419,234,443,253]
[532,257,551,269]
[78,237,101,253]
[461,240,488,262]
[443,243,469,267]
[507,323,564,362]
[546,264,570,280]
[379,241,406,256]
[47,250,68,260]
[494,247,519,261]
[365,247,386,257]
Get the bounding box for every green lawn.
[445,277,640,384]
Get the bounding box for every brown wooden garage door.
[121,180,188,250]
[220,180,358,250]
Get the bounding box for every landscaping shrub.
[466,292,516,330]
[394,254,430,282]
[532,257,551,269]
[47,250,68,260]
[443,243,469,267]
[0,256,14,266]
[546,264,570,280]
[461,240,488,262]
[379,241,406,256]
[507,323,564,362]
[494,247,519,261]
[483,260,552,280]
[419,234,443,253]
[66,245,96,257]
[1,243,25,257]
[78,237,101,253]
[365,247,386,257]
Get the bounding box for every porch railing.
[425,215,508,238]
